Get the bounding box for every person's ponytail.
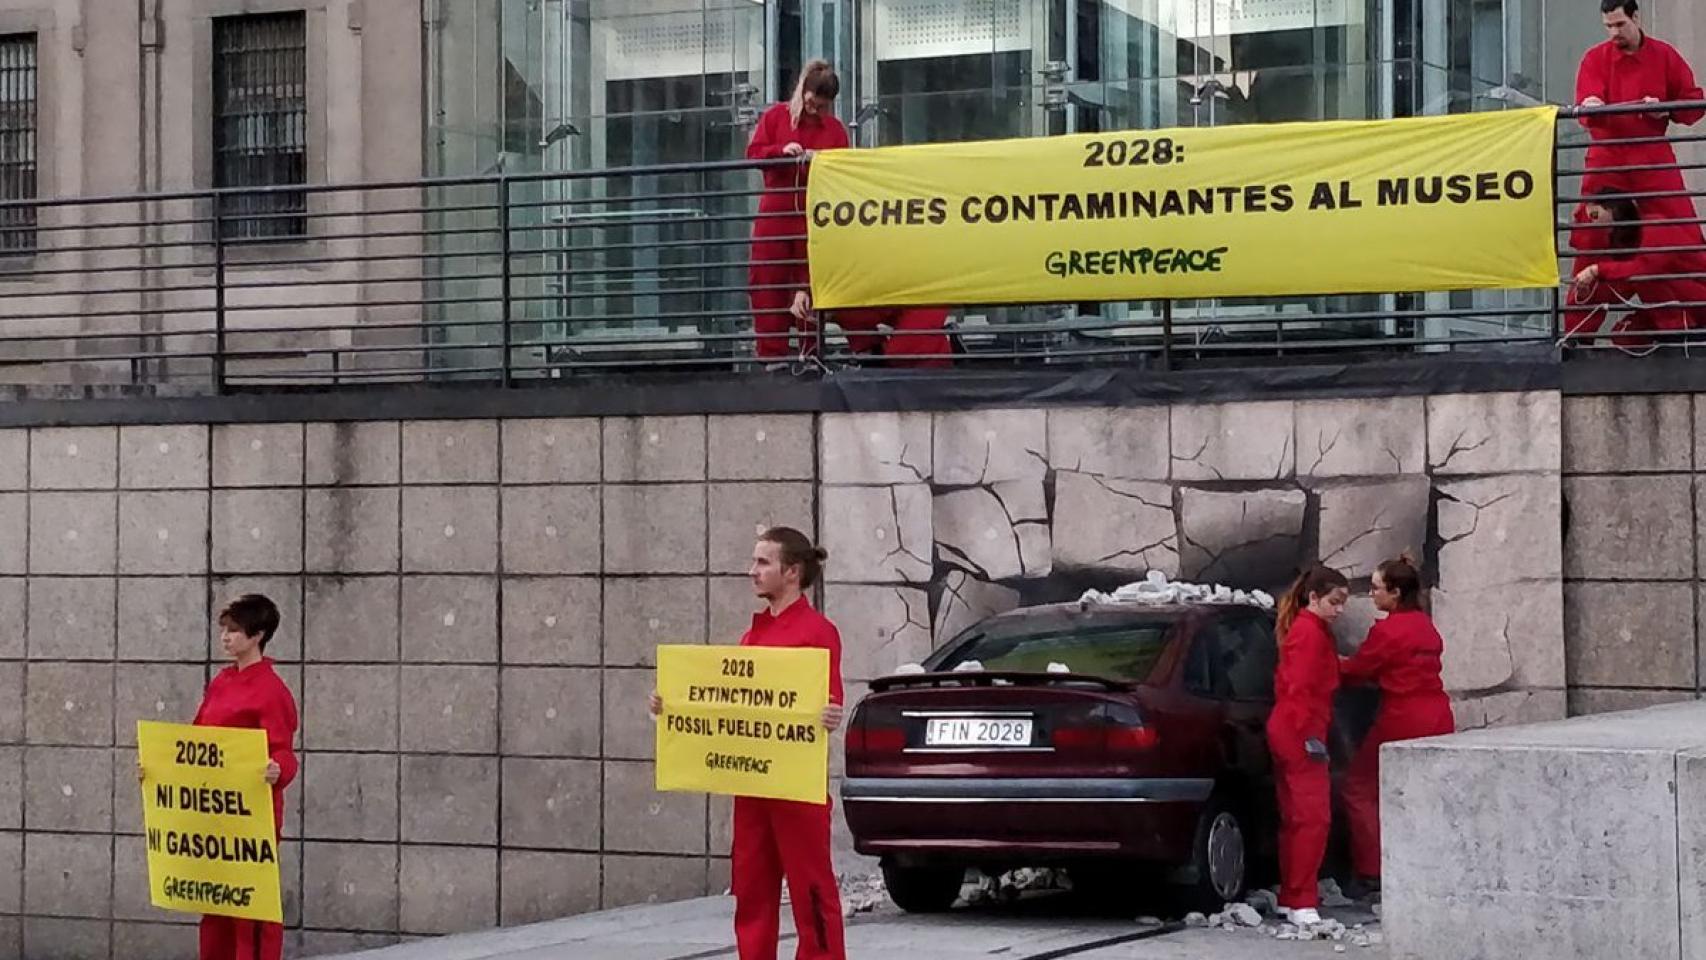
[1275,564,1349,637]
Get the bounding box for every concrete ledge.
[1384,702,1706,960]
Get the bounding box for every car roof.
[943,600,1269,645]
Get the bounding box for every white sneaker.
[1284,907,1322,925]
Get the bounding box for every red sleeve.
[1570,205,1609,266]
[746,105,790,161]
[1667,47,1705,126]
[1341,620,1398,685]
[823,622,844,706]
[261,680,299,791]
[1577,48,1607,129]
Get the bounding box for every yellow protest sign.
[806,107,1560,308]
[655,645,830,804]
[138,721,282,923]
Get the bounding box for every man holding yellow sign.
[138,594,299,960]
[651,526,848,960]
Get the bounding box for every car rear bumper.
[841,777,1214,804]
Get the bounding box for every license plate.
[923,717,1033,747]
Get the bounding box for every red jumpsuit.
[1567,211,1706,342]
[746,103,849,360]
[1267,609,1339,911]
[1338,610,1454,880]
[732,597,846,960]
[1576,37,1704,242]
[192,658,299,960]
[832,306,954,368]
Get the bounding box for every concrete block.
[0,495,22,574]
[501,667,600,757]
[211,489,304,574]
[0,665,19,744]
[28,492,117,575]
[710,577,760,646]
[502,577,601,666]
[26,663,114,746]
[604,485,707,575]
[0,579,16,658]
[1051,472,1178,576]
[933,409,1048,485]
[305,487,400,573]
[1681,747,1706,960]
[1315,477,1431,581]
[399,665,498,754]
[112,832,188,922]
[114,664,206,746]
[605,577,706,667]
[500,418,599,484]
[117,577,206,662]
[709,793,733,857]
[118,491,208,575]
[402,420,499,484]
[302,752,399,841]
[824,585,932,682]
[0,832,16,914]
[1568,688,1697,716]
[401,576,498,663]
[304,576,399,662]
[0,747,18,828]
[110,923,199,955]
[27,578,116,660]
[1178,487,1306,584]
[212,424,304,487]
[709,482,814,575]
[500,757,601,850]
[118,425,208,489]
[1565,394,1692,473]
[603,668,658,761]
[708,414,814,481]
[603,416,706,482]
[1564,581,1696,688]
[399,845,497,935]
[401,486,498,573]
[29,427,117,490]
[500,851,600,925]
[934,481,1050,581]
[23,832,111,917]
[820,485,932,583]
[1171,401,1294,481]
[1427,391,1561,475]
[299,931,400,957]
[210,577,303,662]
[500,485,601,575]
[604,761,706,855]
[1046,405,1170,480]
[0,917,14,960]
[601,853,708,909]
[0,429,22,489]
[1434,582,1564,691]
[25,746,113,832]
[306,421,400,486]
[1295,396,1427,477]
[400,754,498,844]
[303,841,399,931]
[932,571,1020,646]
[1439,474,1563,589]
[22,919,109,958]
[303,665,397,751]
[820,412,932,485]
[1564,475,1693,580]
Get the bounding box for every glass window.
[932,616,1176,681]
[213,12,308,241]
[1217,616,1278,702]
[0,33,37,254]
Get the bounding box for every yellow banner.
[655,645,830,804]
[138,721,282,923]
[806,107,1560,307]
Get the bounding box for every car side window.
[1216,616,1279,702]
[1183,632,1216,696]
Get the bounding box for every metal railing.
[0,101,1702,391]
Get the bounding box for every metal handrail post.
[499,176,513,388]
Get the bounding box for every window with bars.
[0,34,38,254]
[213,12,307,241]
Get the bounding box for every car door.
[1211,611,1282,860]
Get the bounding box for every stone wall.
[0,392,1571,958]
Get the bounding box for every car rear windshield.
[930,618,1175,682]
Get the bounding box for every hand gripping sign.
[138,721,282,923]
[655,645,831,804]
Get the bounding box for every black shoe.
[1343,876,1382,904]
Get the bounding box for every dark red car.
[842,599,1298,913]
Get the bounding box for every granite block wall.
[0,392,1587,958]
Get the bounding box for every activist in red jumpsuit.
[192,594,299,960]
[833,306,954,368]
[1338,555,1454,894]
[1567,190,1706,344]
[1268,565,1348,927]
[652,526,846,960]
[746,60,849,363]
[1575,0,1704,245]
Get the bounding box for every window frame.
[0,31,38,257]
[211,9,309,243]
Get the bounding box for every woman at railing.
[1566,189,1706,347]
[746,60,849,367]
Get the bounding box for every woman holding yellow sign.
[652,527,847,960]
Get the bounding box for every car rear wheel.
[1184,795,1248,911]
[880,860,964,913]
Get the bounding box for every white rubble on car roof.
[1076,569,1275,610]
